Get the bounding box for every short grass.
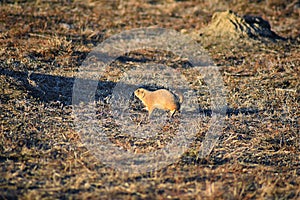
[0,1,299,199]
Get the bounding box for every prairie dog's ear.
[140,89,145,98]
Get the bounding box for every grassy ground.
[0,0,299,199]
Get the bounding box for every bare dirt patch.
[200,10,284,41]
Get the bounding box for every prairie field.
[0,0,299,199]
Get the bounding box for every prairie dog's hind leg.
[170,109,176,118]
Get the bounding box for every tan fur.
[134,88,184,117]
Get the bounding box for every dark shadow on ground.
[198,107,260,117]
[0,68,116,106]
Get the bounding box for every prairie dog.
[134,88,184,117]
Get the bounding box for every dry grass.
[0,0,299,199]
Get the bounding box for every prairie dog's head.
[134,88,146,99]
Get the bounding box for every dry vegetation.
[0,0,299,199]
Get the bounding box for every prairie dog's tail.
[176,91,184,104]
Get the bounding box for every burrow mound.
[200,10,284,41]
